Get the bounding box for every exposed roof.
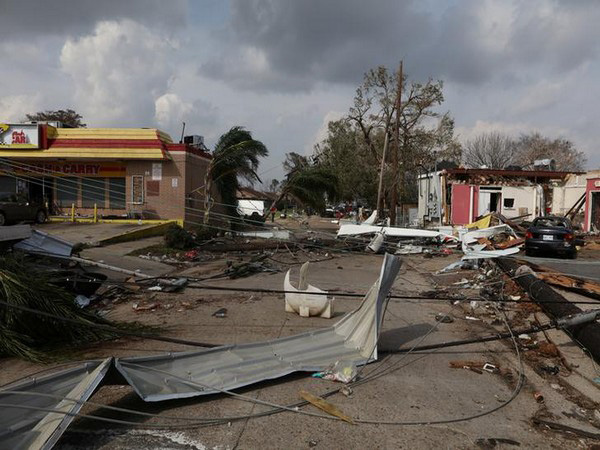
[445,168,582,179]
[236,186,276,200]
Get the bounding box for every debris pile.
[0,256,141,361]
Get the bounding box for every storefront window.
[109,178,126,209]
[56,177,79,207]
[132,175,144,204]
[82,177,106,208]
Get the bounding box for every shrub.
[164,224,195,249]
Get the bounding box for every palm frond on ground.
[0,256,151,361]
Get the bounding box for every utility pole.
[375,132,389,221]
[390,61,402,226]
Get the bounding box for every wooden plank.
[299,390,355,424]
[495,237,525,249]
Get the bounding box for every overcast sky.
[2,0,599,181]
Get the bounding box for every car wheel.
[568,249,577,259]
[0,212,5,226]
[35,210,47,224]
[525,248,535,257]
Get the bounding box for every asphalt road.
[518,255,600,281]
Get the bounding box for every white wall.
[551,171,600,216]
[500,185,539,219]
[417,171,441,224]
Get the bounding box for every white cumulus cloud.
[0,94,42,122]
[60,19,175,127]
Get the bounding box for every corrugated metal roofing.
[0,254,402,448]
[115,254,401,402]
[0,358,111,450]
[13,229,74,258]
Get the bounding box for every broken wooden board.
[515,259,600,300]
[536,272,600,299]
[495,237,525,249]
[299,390,354,424]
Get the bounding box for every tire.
[567,249,577,259]
[0,212,5,226]
[525,248,534,257]
[35,209,47,224]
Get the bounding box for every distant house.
[417,167,583,227]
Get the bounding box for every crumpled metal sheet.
[0,358,111,450]
[337,224,455,240]
[13,229,74,258]
[115,253,402,402]
[0,254,402,449]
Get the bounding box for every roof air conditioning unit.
[184,135,204,147]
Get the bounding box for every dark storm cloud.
[200,0,600,91]
[0,0,188,39]
[200,0,431,90]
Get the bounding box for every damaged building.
[417,167,586,227]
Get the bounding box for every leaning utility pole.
[375,132,389,221]
[389,61,403,226]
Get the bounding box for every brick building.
[0,122,214,224]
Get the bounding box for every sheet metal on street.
[115,253,402,402]
[0,358,111,450]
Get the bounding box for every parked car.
[322,206,335,218]
[525,215,576,258]
[0,192,48,226]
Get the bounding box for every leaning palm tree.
[266,153,339,216]
[204,127,268,224]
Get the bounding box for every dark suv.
[0,193,48,226]
[525,216,576,258]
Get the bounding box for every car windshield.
[534,217,569,228]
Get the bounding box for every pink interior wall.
[584,178,600,231]
[451,184,471,225]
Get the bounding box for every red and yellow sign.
[11,162,126,177]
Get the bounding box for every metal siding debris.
[0,225,31,243]
[115,254,402,402]
[337,224,454,240]
[13,230,74,258]
[240,230,291,240]
[0,358,111,450]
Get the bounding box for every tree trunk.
[264,188,288,220]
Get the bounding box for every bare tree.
[462,132,517,168]
[347,65,454,219]
[515,132,587,171]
